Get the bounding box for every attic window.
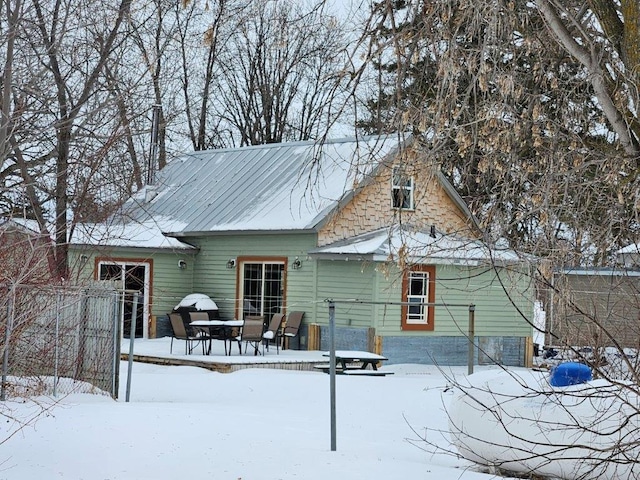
[392,166,414,210]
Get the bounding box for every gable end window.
[401,265,435,331]
[392,166,414,210]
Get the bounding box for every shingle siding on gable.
[317,163,474,246]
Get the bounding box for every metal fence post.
[125,291,139,402]
[329,300,336,451]
[111,291,121,399]
[468,304,476,375]
[1,287,14,401]
[53,291,61,397]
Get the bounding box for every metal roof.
[121,136,403,236]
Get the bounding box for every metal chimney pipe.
[147,104,161,185]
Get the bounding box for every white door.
[98,261,150,338]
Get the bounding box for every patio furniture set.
[169,310,304,356]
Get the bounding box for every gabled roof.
[122,135,402,236]
[309,226,522,266]
[76,134,484,249]
[116,135,474,237]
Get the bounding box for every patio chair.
[283,311,304,350]
[262,313,285,354]
[189,311,210,328]
[169,313,203,355]
[188,311,218,354]
[240,316,265,356]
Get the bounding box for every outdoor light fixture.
[178,259,187,270]
[79,254,89,266]
[292,257,302,270]
[226,258,236,269]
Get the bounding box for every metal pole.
[468,304,476,375]
[125,292,138,402]
[1,287,14,401]
[147,104,161,185]
[53,291,61,398]
[111,291,121,399]
[329,300,337,452]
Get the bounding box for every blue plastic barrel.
[549,362,592,387]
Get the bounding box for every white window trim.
[238,260,285,319]
[391,166,415,210]
[406,271,429,324]
[98,260,151,339]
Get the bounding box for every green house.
[70,136,535,366]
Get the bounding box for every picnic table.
[316,350,393,376]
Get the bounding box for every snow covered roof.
[0,218,48,237]
[557,267,640,277]
[2,215,195,250]
[309,227,523,266]
[616,244,640,255]
[119,136,403,236]
[70,218,196,250]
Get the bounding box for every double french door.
[239,260,285,320]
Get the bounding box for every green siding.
[69,246,197,319]
[150,254,196,316]
[187,233,318,320]
[315,260,377,327]
[71,234,534,341]
[373,263,534,337]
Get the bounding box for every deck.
[121,338,328,374]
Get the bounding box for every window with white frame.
[401,266,435,330]
[407,271,429,323]
[391,166,414,210]
[239,259,285,319]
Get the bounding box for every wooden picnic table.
[317,350,392,376]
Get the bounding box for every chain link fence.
[1,283,121,400]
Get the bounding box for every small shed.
[548,268,640,349]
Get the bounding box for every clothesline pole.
[329,300,337,452]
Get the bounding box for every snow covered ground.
[1,338,517,480]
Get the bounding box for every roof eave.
[310,251,522,267]
[307,252,375,262]
[167,228,318,237]
[436,172,482,233]
[69,243,200,254]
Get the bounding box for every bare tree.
[348,2,640,477]
[0,0,22,165]
[2,0,133,280]
[174,0,241,150]
[217,0,348,146]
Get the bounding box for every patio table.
[190,319,244,355]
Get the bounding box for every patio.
[121,337,328,373]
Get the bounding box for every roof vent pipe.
[147,104,162,185]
